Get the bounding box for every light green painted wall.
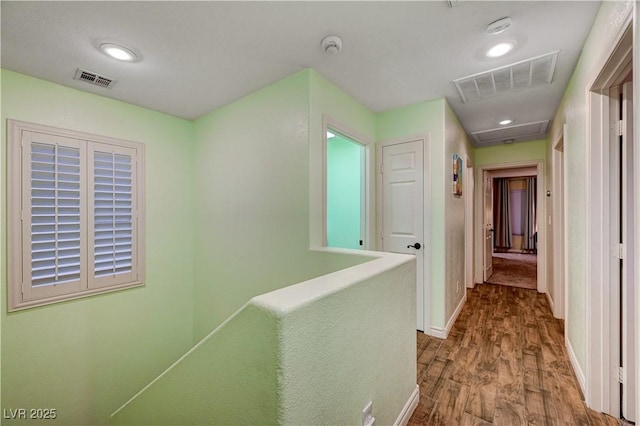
[192,71,311,340]
[0,70,196,425]
[327,135,362,250]
[278,259,416,425]
[474,139,546,166]
[112,253,415,426]
[192,70,373,340]
[545,0,635,375]
[111,303,281,425]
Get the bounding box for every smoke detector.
[321,36,342,55]
[486,17,512,35]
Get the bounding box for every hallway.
[486,253,537,290]
[409,284,625,425]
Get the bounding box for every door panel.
[382,140,424,331]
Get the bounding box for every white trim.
[551,124,566,320]
[567,338,586,396]
[584,14,633,413]
[322,115,374,250]
[394,384,419,426]
[465,157,475,289]
[633,0,640,418]
[546,292,555,316]
[430,291,466,339]
[474,160,546,294]
[377,134,431,334]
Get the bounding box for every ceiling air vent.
[471,120,549,146]
[73,68,116,89]
[453,51,559,103]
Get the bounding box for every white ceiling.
[1,1,601,146]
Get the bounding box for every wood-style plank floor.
[409,283,631,425]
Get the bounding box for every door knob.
[407,243,421,250]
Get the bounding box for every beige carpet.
[486,252,537,289]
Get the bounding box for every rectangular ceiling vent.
[471,120,549,146]
[453,51,559,103]
[73,68,116,89]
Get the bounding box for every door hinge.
[614,243,624,259]
[617,120,624,136]
[380,164,384,174]
[616,367,625,384]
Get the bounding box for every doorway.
[475,162,545,293]
[326,129,365,250]
[322,117,373,250]
[586,21,635,421]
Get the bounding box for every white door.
[483,172,494,281]
[381,140,425,331]
[621,81,635,422]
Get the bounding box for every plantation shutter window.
[22,132,86,301]
[89,144,138,288]
[8,120,145,311]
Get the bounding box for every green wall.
[191,70,377,340]
[327,135,362,250]
[474,139,546,166]
[1,70,196,425]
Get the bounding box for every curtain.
[523,177,537,250]
[494,178,512,248]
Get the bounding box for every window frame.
[7,119,146,311]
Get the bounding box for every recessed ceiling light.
[486,42,515,58]
[498,119,513,125]
[327,131,336,138]
[100,43,138,62]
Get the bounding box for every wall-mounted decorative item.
[453,154,463,196]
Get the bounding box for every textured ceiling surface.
[1,1,601,145]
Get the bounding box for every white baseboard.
[430,292,466,339]
[566,338,586,395]
[546,292,555,315]
[394,384,419,426]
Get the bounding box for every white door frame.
[474,160,546,293]
[552,125,567,320]
[465,157,475,288]
[322,115,374,250]
[584,16,633,414]
[377,134,431,334]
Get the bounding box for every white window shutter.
[89,143,137,288]
[22,131,86,300]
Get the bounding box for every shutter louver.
[94,151,133,277]
[30,142,82,287]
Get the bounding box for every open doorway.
[326,129,365,249]
[488,174,538,290]
[481,169,538,290]
[322,117,373,251]
[475,161,545,294]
